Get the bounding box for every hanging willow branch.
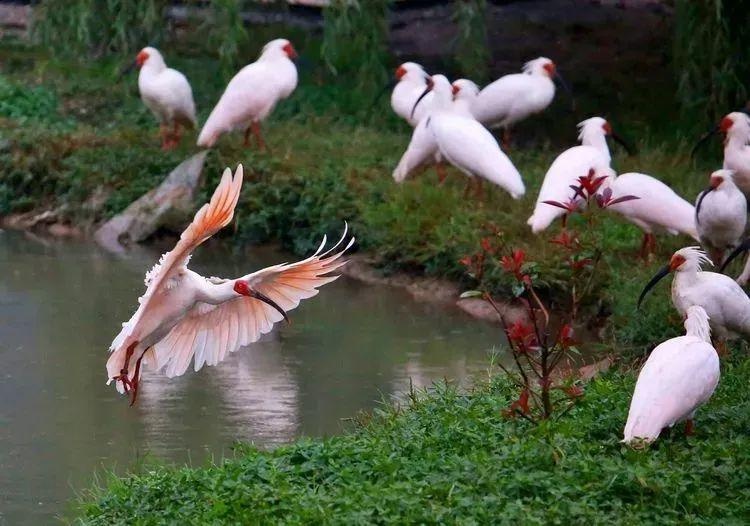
[452,0,490,84]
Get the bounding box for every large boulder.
[94,151,208,252]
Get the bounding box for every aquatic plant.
[461,170,639,421]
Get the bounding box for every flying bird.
[470,57,571,146]
[133,47,197,150]
[623,305,719,446]
[197,39,298,149]
[695,169,747,265]
[395,75,525,199]
[106,164,353,404]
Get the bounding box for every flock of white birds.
[118,37,750,446]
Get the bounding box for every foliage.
[461,171,640,421]
[321,0,391,110]
[208,0,250,78]
[33,0,168,57]
[76,355,750,523]
[673,0,750,126]
[452,0,490,83]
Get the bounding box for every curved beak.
[370,78,397,110]
[720,238,750,274]
[411,79,433,121]
[118,60,136,80]
[249,289,290,323]
[610,131,636,156]
[637,264,670,309]
[694,186,715,225]
[690,124,719,158]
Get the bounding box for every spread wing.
[109,165,243,354]
[150,229,355,378]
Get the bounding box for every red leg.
[684,418,695,437]
[244,126,251,147]
[462,178,472,199]
[435,162,447,185]
[128,348,149,407]
[112,341,138,393]
[475,178,485,201]
[639,233,649,258]
[252,121,266,151]
[647,233,657,255]
[502,128,511,149]
[159,124,169,150]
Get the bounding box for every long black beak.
[695,186,715,225]
[720,238,750,273]
[690,124,719,158]
[118,61,136,80]
[411,83,433,121]
[554,72,575,110]
[250,289,290,323]
[370,78,397,110]
[637,264,671,309]
[610,131,636,156]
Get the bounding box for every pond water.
[0,230,503,525]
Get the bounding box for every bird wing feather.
[151,233,354,378]
[623,336,719,443]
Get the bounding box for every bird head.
[691,110,750,157]
[233,280,289,323]
[395,62,426,82]
[451,79,479,101]
[577,116,635,155]
[261,38,298,61]
[696,169,736,223]
[637,247,713,308]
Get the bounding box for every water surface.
[0,230,502,524]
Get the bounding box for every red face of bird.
[602,120,612,136]
[282,42,298,60]
[135,50,150,68]
[709,173,724,189]
[451,83,460,97]
[669,253,687,271]
[720,115,734,134]
[542,60,556,78]
[233,280,290,323]
[395,65,407,80]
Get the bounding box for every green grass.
[76,355,750,524]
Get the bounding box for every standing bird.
[470,57,569,147]
[395,75,525,199]
[623,305,719,445]
[602,172,698,257]
[390,62,432,126]
[392,78,477,184]
[106,164,353,404]
[197,39,298,150]
[638,247,750,349]
[134,47,197,150]
[695,169,747,265]
[692,112,750,196]
[528,117,631,233]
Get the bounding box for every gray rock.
[94,151,208,253]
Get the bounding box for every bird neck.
[196,279,239,305]
[684,314,712,343]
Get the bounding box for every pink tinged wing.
[151,228,354,378]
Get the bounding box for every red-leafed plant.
[461,168,638,422]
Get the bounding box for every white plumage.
[603,172,698,255]
[471,57,557,138]
[720,112,750,196]
[528,117,613,232]
[623,305,719,445]
[136,47,196,149]
[390,62,433,126]
[197,38,298,149]
[106,164,353,404]
[393,75,524,198]
[695,169,747,265]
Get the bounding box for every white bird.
[134,47,197,150]
[391,78,476,184]
[390,62,432,126]
[394,75,524,199]
[695,169,747,265]
[197,39,298,149]
[602,172,698,257]
[638,247,750,348]
[471,57,564,146]
[623,305,719,445]
[528,116,625,233]
[106,164,353,404]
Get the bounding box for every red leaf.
[606,194,641,206]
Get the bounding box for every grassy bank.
[77,355,750,524]
[0,34,723,352]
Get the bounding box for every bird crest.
[683,305,711,343]
[674,246,713,271]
